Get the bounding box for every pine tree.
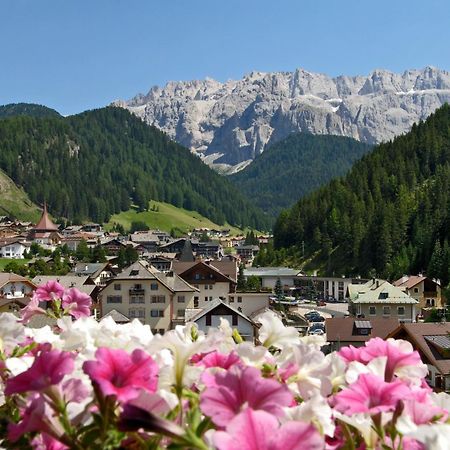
[237,264,247,291]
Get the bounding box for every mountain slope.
[0,169,41,222]
[271,104,450,282]
[0,103,60,119]
[117,66,450,170]
[0,107,270,229]
[230,133,371,216]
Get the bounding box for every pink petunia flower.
[35,280,65,302]
[31,433,68,450]
[338,345,364,364]
[20,295,47,324]
[213,408,323,450]
[360,338,424,381]
[8,394,48,442]
[62,288,92,319]
[200,366,294,427]
[5,349,75,395]
[195,350,242,369]
[82,347,158,403]
[333,373,410,415]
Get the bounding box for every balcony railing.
[129,289,145,295]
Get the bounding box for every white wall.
[196,314,254,340]
[0,243,27,259]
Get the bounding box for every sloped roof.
[394,275,427,289]
[0,273,36,289]
[32,276,96,296]
[112,260,197,293]
[189,298,254,324]
[326,317,399,343]
[387,322,450,375]
[175,261,235,284]
[348,279,417,304]
[34,204,58,231]
[103,309,130,323]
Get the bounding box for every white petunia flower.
[256,310,300,349]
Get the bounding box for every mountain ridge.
[115,66,450,170]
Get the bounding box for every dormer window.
[379,292,388,300]
[353,320,372,336]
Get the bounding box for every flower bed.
[0,281,449,449]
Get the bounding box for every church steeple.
[34,202,58,231]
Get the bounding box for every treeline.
[0,103,60,119]
[0,106,270,230]
[273,104,450,282]
[230,133,370,216]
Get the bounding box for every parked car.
[305,311,320,320]
[309,329,325,335]
[308,315,325,323]
[308,323,325,332]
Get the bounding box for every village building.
[326,317,400,352]
[393,275,444,310]
[99,260,198,333]
[244,267,302,291]
[235,244,259,264]
[71,262,116,287]
[186,299,258,341]
[27,204,62,249]
[0,238,30,259]
[0,273,36,313]
[347,278,418,323]
[172,260,236,308]
[388,322,450,392]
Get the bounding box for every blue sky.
[1,0,449,115]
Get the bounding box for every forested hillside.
[230,133,370,216]
[0,103,60,119]
[0,107,270,229]
[272,104,450,284]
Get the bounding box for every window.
[177,309,185,318]
[151,296,165,303]
[232,314,238,326]
[205,296,208,302]
[209,296,212,301]
[130,295,145,304]
[369,306,376,315]
[134,283,142,290]
[130,270,139,276]
[178,295,185,303]
[426,298,435,307]
[129,308,145,319]
[205,285,209,290]
[230,296,234,303]
[397,306,405,316]
[383,306,391,316]
[151,283,158,291]
[114,284,121,291]
[150,309,164,317]
[107,296,122,304]
[194,297,199,308]
[209,285,213,290]
[414,288,419,293]
[194,273,200,280]
[206,314,211,326]
[237,296,242,303]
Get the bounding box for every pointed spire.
[34,202,58,231]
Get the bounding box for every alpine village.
[2,3,450,448]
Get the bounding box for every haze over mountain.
[116,66,450,172]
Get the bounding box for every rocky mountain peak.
[115,66,450,172]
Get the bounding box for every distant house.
[326,317,399,352]
[99,260,198,334]
[347,278,418,323]
[129,232,161,253]
[188,299,257,341]
[244,267,302,291]
[393,275,443,310]
[159,238,223,260]
[387,322,450,392]
[228,292,270,319]
[235,244,259,263]
[0,238,30,259]
[0,273,37,313]
[28,204,62,249]
[61,232,98,251]
[295,275,364,301]
[71,262,115,287]
[173,261,236,309]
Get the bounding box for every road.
[292,302,349,319]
